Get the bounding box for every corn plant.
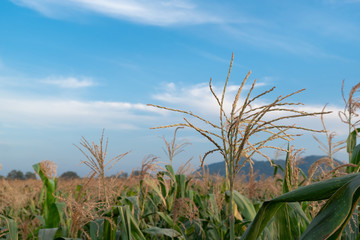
[75,129,129,204]
[148,53,326,239]
[33,161,64,230]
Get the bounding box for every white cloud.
[152,81,269,116]
[10,0,223,26]
[0,96,158,129]
[41,76,95,88]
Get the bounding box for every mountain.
[199,155,344,179]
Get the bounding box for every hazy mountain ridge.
[199,155,344,179]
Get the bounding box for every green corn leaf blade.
[164,165,176,181]
[55,238,82,240]
[298,169,308,187]
[157,211,174,226]
[89,219,104,240]
[125,205,146,240]
[55,202,67,237]
[273,173,359,202]
[209,194,221,218]
[103,206,121,240]
[33,163,45,181]
[117,207,129,240]
[204,228,220,240]
[341,210,359,240]
[231,191,256,221]
[175,174,186,198]
[347,128,360,154]
[124,196,141,221]
[157,212,183,234]
[0,215,18,240]
[241,173,360,240]
[143,227,182,238]
[270,202,309,240]
[348,144,360,173]
[44,202,61,228]
[39,228,58,240]
[144,178,167,208]
[240,201,284,240]
[283,146,291,194]
[300,174,360,239]
[186,189,194,200]
[157,175,168,199]
[74,184,83,201]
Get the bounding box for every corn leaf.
[349,145,360,173]
[0,215,18,240]
[347,128,360,154]
[143,227,182,238]
[39,228,58,240]
[241,173,360,240]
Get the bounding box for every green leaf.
[165,165,176,181]
[55,202,66,236]
[347,128,360,154]
[55,238,82,240]
[175,174,186,198]
[270,202,309,239]
[241,173,360,240]
[89,219,104,240]
[143,227,182,238]
[300,174,360,239]
[231,191,256,221]
[348,144,360,173]
[157,212,183,234]
[39,228,58,240]
[0,215,18,240]
[283,145,291,194]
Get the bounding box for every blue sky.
[1,0,360,176]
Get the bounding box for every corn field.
[1,55,360,239]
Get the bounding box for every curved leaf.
[0,215,18,240]
[143,227,182,238]
[232,191,256,221]
[300,174,360,239]
[348,144,360,173]
[241,173,360,240]
[39,228,58,240]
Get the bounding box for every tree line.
[0,170,132,180]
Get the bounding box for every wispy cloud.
[41,76,96,88]
[10,0,223,26]
[220,25,341,59]
[0,95,158,129]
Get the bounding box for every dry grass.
[0,179,42,239]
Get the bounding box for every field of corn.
[2,55,360,240]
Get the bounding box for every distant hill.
[199,155,344,179]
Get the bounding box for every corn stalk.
[148,53,326,240]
